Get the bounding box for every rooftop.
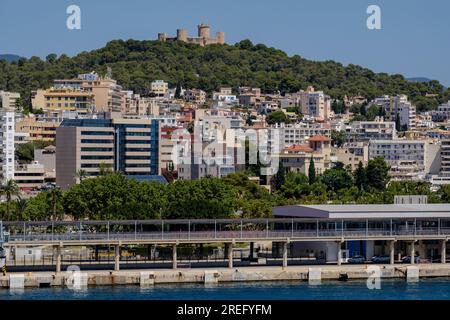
[272,204,450,219]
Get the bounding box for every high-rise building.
[441,139,450,177]
[297,86,331,120]
[56,118,160,189]
[0,111,15,183]
[375,94,416,130]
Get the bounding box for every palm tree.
[98,162,113,176]
[1,179,20,220]
[15,197,28,220]
[47,187,62,221]
[74,169,88,183]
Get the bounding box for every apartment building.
[297,86,331,120]
[348,119,397,141]
[431,101,450,122]
[238,87,262,107]
[14,161,46,190]
[31,88,95,114]
[185,89,206,105]
[375,95,416,130]
[332,142,369,170]
[56,118,160,189]
[52,72,125,113]
[212,87,238,108]
[368,140,440,181]
[0,91,20,110]
[280,136,331,176]
[151,80,169,97]
[0,111,15,183]
[15,115,59,142]
[441,139,450,177]
[272,122,332,147]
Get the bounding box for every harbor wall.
[2,264,450,289]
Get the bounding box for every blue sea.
[1,278,450,300]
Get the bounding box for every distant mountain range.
[0,54,22,62]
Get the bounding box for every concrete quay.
[2,264,450,289]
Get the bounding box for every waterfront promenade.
[2,217,450,272]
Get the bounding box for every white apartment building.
[348,119,397,141]
[0,111,16,183]
[297,86,331,120]
[375,94,416,130]
[369,140,440,181]
[272,122,332,147]
[431,101,450,122]
[212,90,238,108]
[441,139,450,177]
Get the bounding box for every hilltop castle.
[158,24,225,46]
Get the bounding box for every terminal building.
[272,196,450,264]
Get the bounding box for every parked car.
[348,255,365,264]
[401,255,420,263]
[371,255,390,263]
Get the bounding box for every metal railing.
[2,218,450,244]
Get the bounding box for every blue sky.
[1,0,449,86]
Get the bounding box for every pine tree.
[395,114,402,132]
[354,161,366,192]
[174,83,182,99]
[308,156,316,185]
[271,160,286,191]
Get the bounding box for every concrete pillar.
[172,244,177,269]
[249,242,254,260]
[410,241,415,265]
[114,244,120,271]
[390,240,395,265]
[337,242,342,266]
[227,243,233,269]
[442,240,447,264]
[55,245,62,273]
[282,242,288,269]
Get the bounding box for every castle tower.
[158,33,167,42]
[177,28,188,42]
[216,31,225,44]
[198,23,210,39]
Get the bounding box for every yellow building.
[31,88,95,113]
[15,116,60,142]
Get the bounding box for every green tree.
[365,157,390,191]
[267,111,290,125]
[308,156,316,185]
[1,180,20,220]
[14,197,28,220]
[163,178,238,219]
[331,130,346,147]
[320,165,353,193]
[74,169,88,183]
[271,161,286,192]
[354,161,366,192]
[62,173,166,220]
[98,162,113,176]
